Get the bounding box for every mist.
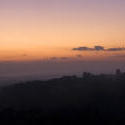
[0,60,124,86]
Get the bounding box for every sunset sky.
[0,0,125,62]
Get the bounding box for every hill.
[0,73,125,124]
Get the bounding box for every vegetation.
[0,71,125,124]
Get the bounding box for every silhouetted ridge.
[0,70,125,124]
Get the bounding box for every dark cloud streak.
[72,46,125,52]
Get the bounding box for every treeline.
[0,72,125,124]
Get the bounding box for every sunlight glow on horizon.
[0,0,125,61]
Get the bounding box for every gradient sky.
[1,0,125,61]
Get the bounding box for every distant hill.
[0,73,125,124]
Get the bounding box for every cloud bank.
[73,46,125,52]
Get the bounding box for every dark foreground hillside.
[0,72,125,124]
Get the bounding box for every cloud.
[73,46,104,51]
[107,48,125,51]
[22,54,27,57]
[76,54,83,58]
[73,47,93,51]
[60,57,69,60]
[94,46,104,51]
[72,45,125,52]
[50,57,70,60]
[50,57,58,60]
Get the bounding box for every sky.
[0,0,125,80]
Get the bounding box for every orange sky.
[0,0,125,61]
